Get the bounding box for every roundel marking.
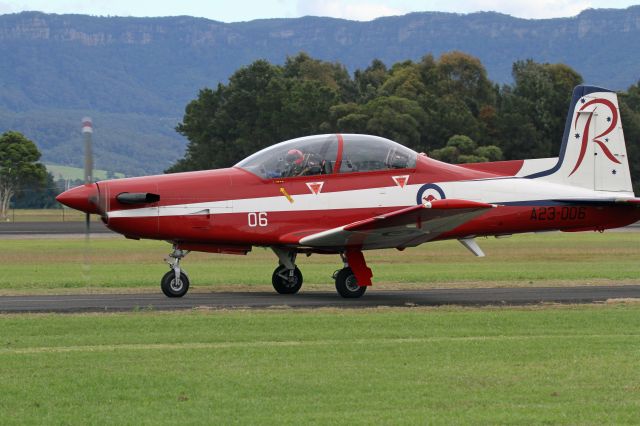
[416,184,446,205]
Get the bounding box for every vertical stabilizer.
[526,85,633,194]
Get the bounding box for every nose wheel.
[271,248,303,294]
[161,269,190,298]
[272,265,303,294]
[161,246,190,298]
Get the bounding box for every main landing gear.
[333,267,367,298]
[332,251,370,298]
[270,247,371,298]
[161,246,190,298]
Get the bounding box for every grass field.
[2,232,639,294]
[2,228,639,423]
[1,305,639,424]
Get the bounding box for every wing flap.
[298,199,494,250]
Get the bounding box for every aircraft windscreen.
[236,135,339,179]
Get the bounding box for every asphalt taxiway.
[1,285,638,313]
[0,221,112,235]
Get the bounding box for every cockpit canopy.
[235,134,417,179]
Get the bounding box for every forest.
[170,52,640,192]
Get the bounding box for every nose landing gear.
[272,265,303,294]
[271,248,303,294]
[161,246,190,298]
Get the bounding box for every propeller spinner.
[56,183,100,215]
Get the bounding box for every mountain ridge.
[1,7,639,175]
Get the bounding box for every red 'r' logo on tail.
[569,98,621,177]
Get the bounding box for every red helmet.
[286,149,304,165]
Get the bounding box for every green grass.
[45,164,125,181]
[1,232,639,293]
[1,305,639,424]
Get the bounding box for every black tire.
[272,265,303,294]
[334,267,367,298]
[161,270,190,298]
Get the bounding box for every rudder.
[526,85,633,194]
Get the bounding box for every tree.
[0,131,47,219]
[430,135,502,164]
[619,81,640,193]
[169,58,340,172]
[284,52,356,102]
[435,51,496,115]
[12,172,59,209]
[354,59,388,102]
[379,62,427,100]
[495,60,582,160]
[333,96,428,149]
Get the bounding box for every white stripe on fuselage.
[106,177,633,219]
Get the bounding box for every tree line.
[169,52,640,192]
[2,50,640,214]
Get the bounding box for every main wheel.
[161,270,190,298]
[272,265,303,294]
[334,267,367,298]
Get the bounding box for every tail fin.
[525,85,633,194]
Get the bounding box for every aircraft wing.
[296,199,495,250]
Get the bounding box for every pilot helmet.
[286,149,304,165]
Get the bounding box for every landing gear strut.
[161,246,190,298]
[271,248,303,294]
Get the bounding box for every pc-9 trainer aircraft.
[57,85,640,298]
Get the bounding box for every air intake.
[116,192,160,205]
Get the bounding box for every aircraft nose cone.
[56,184,99,214]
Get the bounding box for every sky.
[0,0,637,22]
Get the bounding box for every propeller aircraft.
[57,85,640,298]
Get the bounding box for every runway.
[1,285,639,313]
[0,221,113,235]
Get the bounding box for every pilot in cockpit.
[284,149,305,176]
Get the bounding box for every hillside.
[0,7,639,175]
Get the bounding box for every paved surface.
[1,285,639,313]
[0,221,113,235]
